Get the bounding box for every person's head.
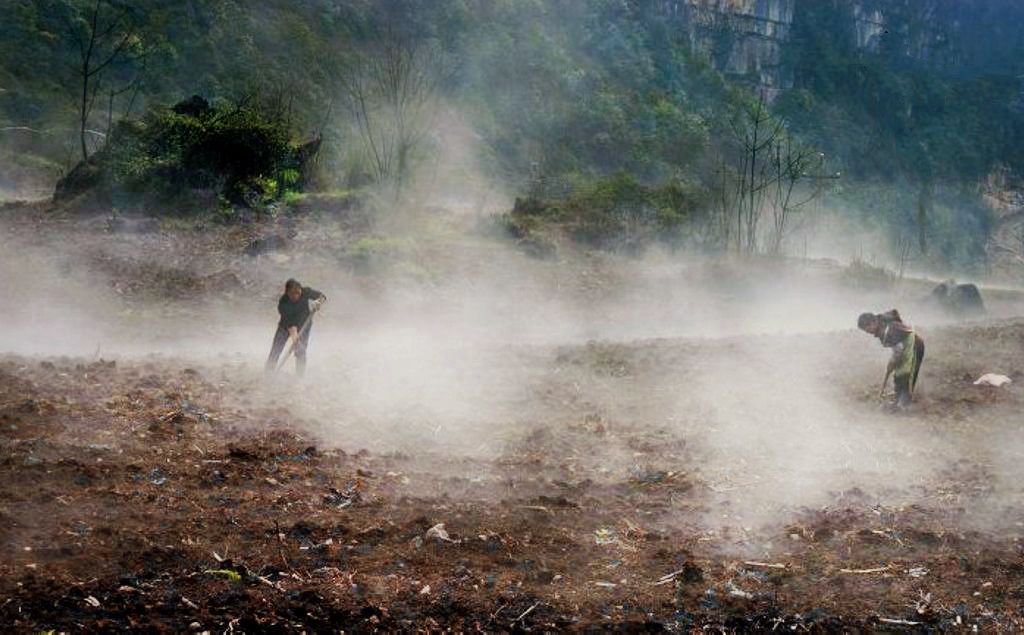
[285,278,302,302]
[857,312,881,335]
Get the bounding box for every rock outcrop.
[656,0,1024,97]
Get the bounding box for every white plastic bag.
[973,373,1012,387]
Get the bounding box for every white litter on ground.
[973,373,1012,387]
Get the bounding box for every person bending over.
[266,278,326,376]
[857,309,925,410]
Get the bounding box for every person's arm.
[878,323,892,347]
[305,287,327,311]
[888,341,904,372]
[879,322,907,348]
[880,309,902,324]
[305,287,326,302]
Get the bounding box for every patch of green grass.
[347,235,413,268]
[281,190,306,205]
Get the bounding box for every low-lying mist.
[2,191,1023,546]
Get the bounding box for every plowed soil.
[3,205,1024,631]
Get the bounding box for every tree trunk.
[917,182,931,256]
[80,70,90,161]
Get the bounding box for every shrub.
[841,257,895,291]
[507,173,708,250]
[58,95,308,211]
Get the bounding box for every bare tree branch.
[67,0,142,161]
[339,32,447,197]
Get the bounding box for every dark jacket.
[877,319,912,348]
[278,287,325,329]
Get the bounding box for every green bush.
[841,257,896,291]
[507,172,708,250]
[75,95,303,209]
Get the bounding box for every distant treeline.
[2,0,1021,268]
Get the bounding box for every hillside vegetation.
[2,0,1023,269]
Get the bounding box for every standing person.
[266,279,326,376]
[857,310,925,409]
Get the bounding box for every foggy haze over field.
[4,205,1024,544]
[2,70,1022,544]
[3,2,1024,629]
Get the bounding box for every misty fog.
[5,191,1024,549]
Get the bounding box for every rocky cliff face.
[984,170,1024,282]
[661,0,795,95]
[658,0,1023,94]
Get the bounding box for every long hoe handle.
[276,334,299,371]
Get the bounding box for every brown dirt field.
[3,206,1024,632]
[3,320,1024,632]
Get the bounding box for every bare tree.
[729,93,784,254]
[67,0,141,161]
[701,161,736,250]
[895,234,915,280]
[766,139,824,255]
[719,92,833,256]
[916,181,932,256]
[339,31,447,196]
[104,56,147,138]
